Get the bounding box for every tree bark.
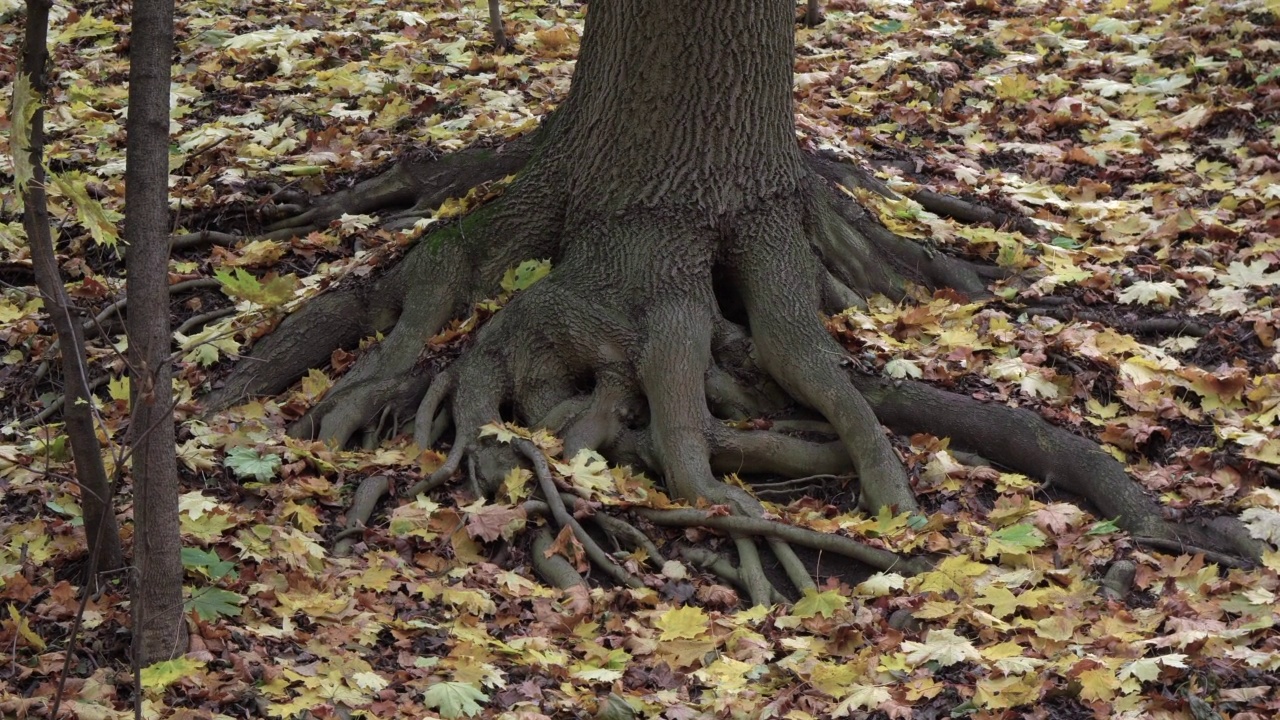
[546,0,806,216]
[17,0,124,583]
[125,0,188,663]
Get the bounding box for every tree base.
[206,131,1262,604]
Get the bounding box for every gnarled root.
[207,142,1263,610]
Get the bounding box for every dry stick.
[731,536,776,605]
[636,508,927,575]
[514,440,645,589]
[332,475,391,557]
[767,537,817,595]
[83,277,222,340]
[25,374,111,427]
[748,474,841,499]
[173,306,237,336]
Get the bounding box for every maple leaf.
[1119,654,1187,683]
[855,572,906,597]
[1240,507,1280,546]
[792,588,849,619]
[224,447,282,482]
[553,449,617,497]
[140,657,206,692]
[7,604,46,650]
[656,605,709,641]
[1219,260,1280,288]
[983,523,1047,557]
[902,628,981,667]
[186,586,245,621]
[1032,503,1083,534]
[181,547,236,580]
[214,267,300,307]
[1117,280,1182,306]
[462,500,526,542]
[499,258,551,292]
[832,684,892,716]
[52,172,122,246]
[974,674,1040,710]
[422,681,488,719]
[1076,667,1119,702]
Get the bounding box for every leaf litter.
[2,0,1280,718]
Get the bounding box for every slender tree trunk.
[17,0,124,583]
[125,0,188,663]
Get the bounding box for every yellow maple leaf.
[656,605,709,641]
[7,604,46,650]
[975,674,1040,709]
[915,555,991,594]
[1077,667,1120,702]
[140,657,206,693]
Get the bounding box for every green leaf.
[108,375,130,404]
[11,73,37,204]
[185,586,244,621]
[872,19,903,33]
[1086,518,1121,536]
[214,267,299,307]
[422,681,488,719]
[224,447,281,482]
[983,523,1046,557]
[181,547,237,581]
[52,171,123,247]
[140,657,206,691]
[500,258,551,293]
[792,589,849,619]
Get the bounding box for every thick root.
[855,374,1265,562]
[730,197,917,514]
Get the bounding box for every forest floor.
[1,0,1279,718]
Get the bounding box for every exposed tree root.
[204,132,1263,608]
[332,474,389,558]
[853,374,1264,561]
[1100,560,1137,601]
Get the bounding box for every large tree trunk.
[207,0,1262,603]
[125,0,188,664]
[547,0,805,215]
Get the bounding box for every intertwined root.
[210,153,1263,604]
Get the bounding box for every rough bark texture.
[125,0,189,663]
[19,0,124,582]
[207,0,1261,601]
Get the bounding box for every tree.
[124,0,188,662]
[16,0,124,587]
[206,0,1260,602]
